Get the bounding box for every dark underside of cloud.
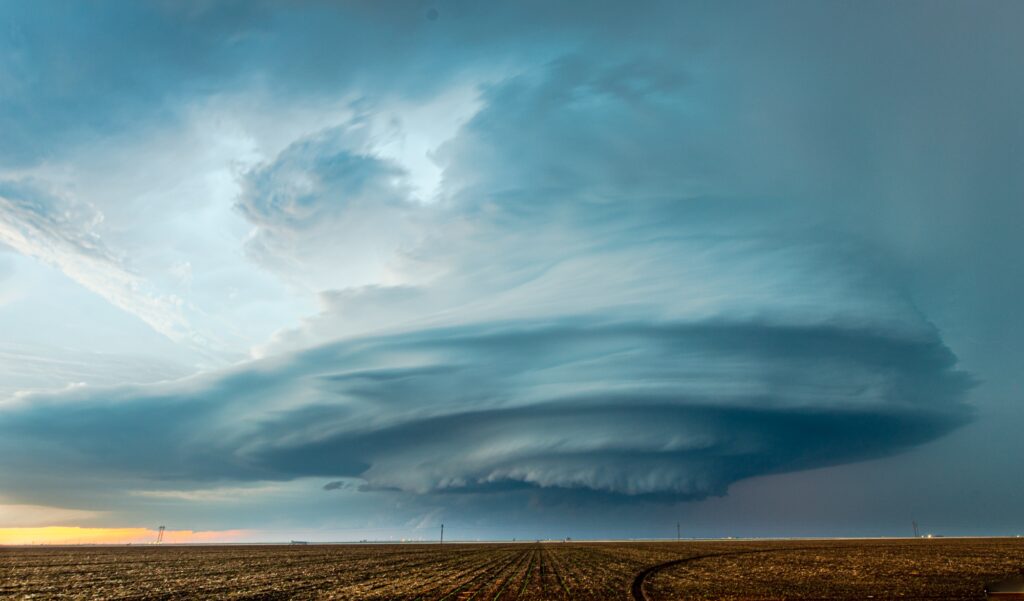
[0,317,973,502]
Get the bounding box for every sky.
[0,0,1022,544]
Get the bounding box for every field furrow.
[3,539,1023,600]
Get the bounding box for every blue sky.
[0,1,1022,542]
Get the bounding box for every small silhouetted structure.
[155,526,165,544]
[985,576,1024,599]
[290,540,308,545]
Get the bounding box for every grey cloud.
[0,0,586,167]
[435,55,698,203]
[236,121,424,290]
[0,313,972,502]
[252,320,973,498]
[322,480,355,492]
[0,1,266,165]
[238,123,410,231]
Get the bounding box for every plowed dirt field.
[2,538,1022,599]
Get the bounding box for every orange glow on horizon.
[0,526,249,545]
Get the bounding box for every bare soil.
[1,538,1021,600]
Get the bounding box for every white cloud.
[0,181,205,348]
[129,483,288,503]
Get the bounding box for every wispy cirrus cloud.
[0,180,214,353]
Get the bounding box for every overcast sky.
[1,1,1022,542]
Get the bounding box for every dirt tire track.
[630,546,845,601]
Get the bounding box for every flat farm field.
[2,538,1022,600]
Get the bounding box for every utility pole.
[912,520,919,538]
[440,523,444,545]
[156,526,165,544]
[677,522,681,542]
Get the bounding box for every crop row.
[3,538,1022,599]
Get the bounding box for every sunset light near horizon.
[0,527,248,546]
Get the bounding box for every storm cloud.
[1,1,1019,535]
[0,219,974,501]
